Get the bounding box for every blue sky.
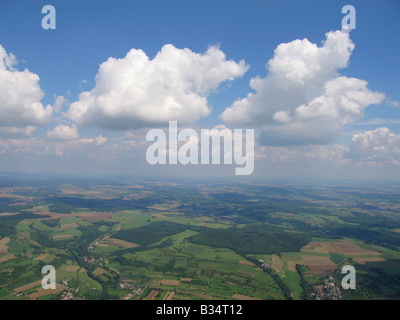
[0,0,399,180]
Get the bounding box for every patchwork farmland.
[1,180,400,300]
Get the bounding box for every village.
[60,279,84,300]
[118,281,144,300]
[58,277,144,300]
[310,276,343,300]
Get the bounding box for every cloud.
[54,95,68,113]
[0,126,36,138]
[386,99,400,107]
[94,134,107,146]
[66,44,249,129]
[255,143,347,164]
[352,118,400,127]
[0,45,53,129]
[221,30,385,146]
[0,136,110,159]
[47,124,79,141]
[346,127,400,165]
[79,79,88,90]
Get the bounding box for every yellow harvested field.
[35,210,113,221]
[161,279,180,286]
[298,240,386,274]
[302,240,381,256]
[239,260,256,266]
[143,290,159,300]
[286,260,298,272]
[301,255,336,275]
[271,254,283,272]
[29,284,67,299]
[162,291,175,300]
[53,234,72,239]
[0,254,16,263]
[0,213,20,217]
[0,237,10,245]
[0,237,10,253]
[147,206,168,211]
[65,265,80,272]
[96,243,109,247]
[328,242,379,256]
[0,194,19,198]
[14,280,42,293]
[60,223,79,229]
[232,294,261,300]
[34,254,48,261]
[180,278,192,282]
[96,237,139,248]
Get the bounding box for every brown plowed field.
[302,240,381,256]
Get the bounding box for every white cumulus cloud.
[346,127,400,165]
[47,124,79,141]
[66,44,249,129]
[220,30,385,146]
[0,45,53,131]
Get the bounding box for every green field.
[1,179,400,300]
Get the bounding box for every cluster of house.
[259,259,271,268]
[83,255,104,267]
[60,279,83,300]
[311,276,342,300]
[60,288,82,300]
[83,256,95,264]
[118,281,143,300]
